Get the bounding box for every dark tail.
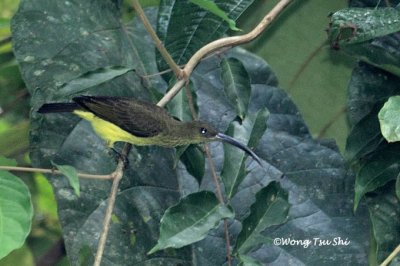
[38,102,80,113]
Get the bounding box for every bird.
[38,96,262,165]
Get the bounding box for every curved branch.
[157,0,293,107]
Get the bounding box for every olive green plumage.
[38,96,261,165]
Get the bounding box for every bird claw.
[109,148,130,168]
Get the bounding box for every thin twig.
[183,78,231,264]
[204,145,231,265]
[157,0,293,108]
[204,144,224,203]
[223,220,232,266]
[94,144,132,266]
[0,166,112,180]
[288,41,326,90]
[380,244,400,266]
[131,0,182,77]
[317,106,347,139]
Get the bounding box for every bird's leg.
[109,147,130,169]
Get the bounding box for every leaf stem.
[131,0,182,78]
[94,144,132,266]
[0,166,112,180]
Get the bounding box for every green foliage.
[51,162,80,197]
[221,108,268,198]
[189,0,240,31]
[341,1,400,264]
[149,191,234,254]
[8,0,387,265]
[220,58,251,120]
[55,66,135,97]
[0,160,33,259]
[379,96,400,143]
[329,6,400,76]
[156,0,254,73]
[366,184,400,263]
[328,8,400,47]
[235,181,289,255]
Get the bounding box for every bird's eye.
[200,127,207,134]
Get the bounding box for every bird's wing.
[73,96,166,137]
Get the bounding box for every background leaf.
[149,191,234,254]
[235,181,289,254]
[0,170,33,259]
[189,0,240,31]
[221,108,268,198]
[366,182,400,264]
[156,0,254,74]
[328,8,400,48]
[220,58,251,119]
[12,2,372,265]
[51,162,80,197]
[354,145,400,211]
[378,96,400,143]
[55,66,135,97]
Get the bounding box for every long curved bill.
[216,133,262,166]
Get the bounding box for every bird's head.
[184,121,262,166]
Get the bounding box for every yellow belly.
[73,110,159,147]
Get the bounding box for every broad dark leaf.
[156,0,254,73]
[366,182,400,264]
[235,181,289,254]
[55,66,135,97]
[354,144,400,210]
[179,144,205,184]
[149,191,234,254]
[346,57,400,261]
[328,8,400,49]
[342,33,400,77]
[347,63,400,127]
[189,0,240,31]
[345,106,384,162]
[13,2,370,266]
[190,50,369,264]
[220,57,251,119]
[221,108,268,198]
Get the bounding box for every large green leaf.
[221,108,268,198]
[354,144,400,211]
[235,181,289,254]
[378,96,400,143]
[328,8,400,48]
[366,183,400,264]
[149,191,234,254]
[156,0,254,73]
[12,2,371,265]
[346,61,400,261]
[52,162,80,197]
[0,159,33,259]
[220,57,251,120]
[328,5,400,76]
[190,0,240,31]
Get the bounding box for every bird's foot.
[109,148,130,169]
